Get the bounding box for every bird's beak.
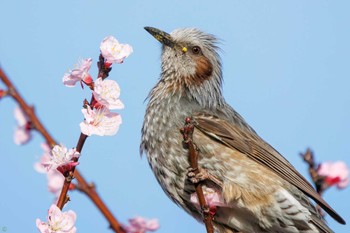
[144,26,176,48]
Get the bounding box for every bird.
[140,26,346,233]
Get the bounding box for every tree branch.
[300,148,329,195]
[300,148,328,217]
[181,117,214,233]
[56,133,88,209]
[0,67,125,233]
[56,55,113,210]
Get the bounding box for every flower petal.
[80,106,122,136]
[100,36,133,64]
[93,78,124,110]
[14,126,31,145]
[63,58,92,88]
[37,205,77,233]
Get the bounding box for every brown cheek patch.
[166,56,214,93]
[196,56,213,78]
[185,56,213,87]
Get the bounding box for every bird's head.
[145,26,224,108]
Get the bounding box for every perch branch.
[300,148,328,217]
[181,117,214,233]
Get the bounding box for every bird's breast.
[142,95,191,172]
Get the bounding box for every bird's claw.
[187,167,223,187]
[187,167,210,184]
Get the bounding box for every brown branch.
[0,67,126,233]
[0,69,56,147]
[181,117,214,233]
[300,148,329,195]
[300,148,328,217]
[56,133,88,209]
[98,54,112,80]
[57,55,114,210]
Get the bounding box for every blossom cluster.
[34,35,134,233]
[62,36,132,136]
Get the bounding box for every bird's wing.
[193,113,345,225]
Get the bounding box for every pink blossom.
[34,144,65,196]
[80,106,122,136]
[100,36,133,65]
[34,143,52,173]
[190,186,227,207]
[318,161,349,189]
[36,204,77,233]
[14,126,31,145]
[42,145,80,174]
[13,106,31,145]
[190,186,228,215]
[62,58,93,88]
[47,170,65,196]
[123,217,159,233]
[92,78,124,109]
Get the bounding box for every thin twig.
[300,148,329,195]
[0,67,126,233]
[98,54,112,80]
[300,148,328,217]
[181,117,214,233]
[56,133,88,209]
[57,55,112,209]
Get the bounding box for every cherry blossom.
[34,144,65,197]
[14,126,31,145]
[92,78,124,109]
[36,204,77,233]
[190,186,228,215]
[100,36,133,65]
[47,170,65,196]
[62,58,93,88]
[42,145,80,174]
[80,105,122,136]
[123,217,159,233]
[13,106,32,145]
[318,161,349,189]
[190,186,227,207]
[34,143,52,173]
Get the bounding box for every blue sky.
[0,1,349,232]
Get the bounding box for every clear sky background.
[1,1,349,232]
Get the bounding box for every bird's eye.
[192,46,201,54]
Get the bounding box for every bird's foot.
[187,167,208,183]
[187,167,223,187]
